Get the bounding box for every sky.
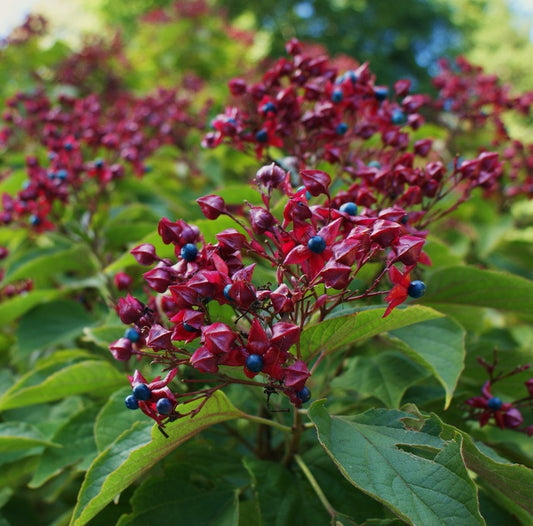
[0,0,533,39]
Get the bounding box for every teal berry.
[132,383,151,401]
[246,354,264,373]
[368,160,381,169]
[487,397,503,410]
[296,185,312,200]
[183,322,197,332]
[256,129,268,143]
[339,202,357,215]
[57,169,68,180]
[223,284,234,300]
[125,394,139,410]
[307,235,326,254]
[124,327,140,342]
[261,101,277,114]
[29,215,41,226]
[331,89,343,103]
[391,108,407,125]
[181,243,198,262]
[156,397,174,415]
[373,86,389,101]
[297,386,311,403]
[407,280,426,298]
[336,123,348,135]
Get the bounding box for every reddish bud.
[131,243,158,265]
[114,271,132,291]
[197,194,226,219]
[117,294,144,324]
[109,337,133,361]
[300,169,331,196]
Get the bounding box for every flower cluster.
[433,56,533,199]
[465,353,533,436]
[0,87,200,231]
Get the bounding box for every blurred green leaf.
[0,422,58,451]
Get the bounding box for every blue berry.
[336,123,348,135]
[255,129,268,143]
[124,327,140,342]
[29,215,41,226]
[487,397,503,410]
[261,101,277,114]
[331,89,343,103]
[373,86,389,101]
[391,108,406,125]
[407,280,426,298]
[180,243,198,262]
[296,186,312,200]
[368,160,381,169]
[297,386,311,403]
[339,202,358,216]
[224,284,234,300]
[183,322,197,332]
[132,383,151,401]
[307,235,326,254]
[156,397,174,415]
[57,169,68,180]
[125,394,139,410]
[64,141,73,151]
[94,158,104,169]
[246,354,264,373]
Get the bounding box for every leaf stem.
[294,454,337,520]
[241,413,292,433]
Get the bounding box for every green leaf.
[389,317,466,408]
[16,300,97,356]
[422,266,533,315]
[70,391,242,526]
[117,462,239,526]
[461,432,533,523]
[0,360,125,410]
[0,422,58,451]
[82,325,127,350]
[332,351,430,408]
[244,457,330,526]
[309,402,484,526]
[300,306,444,359]
[94,387,148,452]
[0,290,62,325]
[29,406,100,488]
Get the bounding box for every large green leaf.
[94,387,148,452]
[243,457,330,526]
[0,422,58,451]
[29,406,100,488]
[422,265,533,315]
[331,351,430,408]
[70,391,242,526]
[300,305,443,359]
[461,432,533,524]
[16,300,97,356]
[0,290,62,325]
[0,360,125,411]
[309,402,484,526]
[117,462,239,526]
[389,317,466,408]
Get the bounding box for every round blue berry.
[125,394,139,410]
[180,243,198,262]
[132,383,151,401]
[373,86,389,101]
[183,322,197,332]
[296,186,312,200]
[124,327,140,342]
[57,169,68,180]
[261,102,277,114]
[94,158,104,169]
[224,284,234,300]
[156,397,174,415]
[407,280,426,299]
[340,202,358,216]
[29,215,41,226]
[255,129,268,143]
[307,235,326,254]
[297,386,311,403]
[64,142,73,151]
[487,397,503,410]
[246,354,264,373]
[391,108,406,125]
[331,89,343,103]
[368,160,381,169]
[336,123,348,135]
